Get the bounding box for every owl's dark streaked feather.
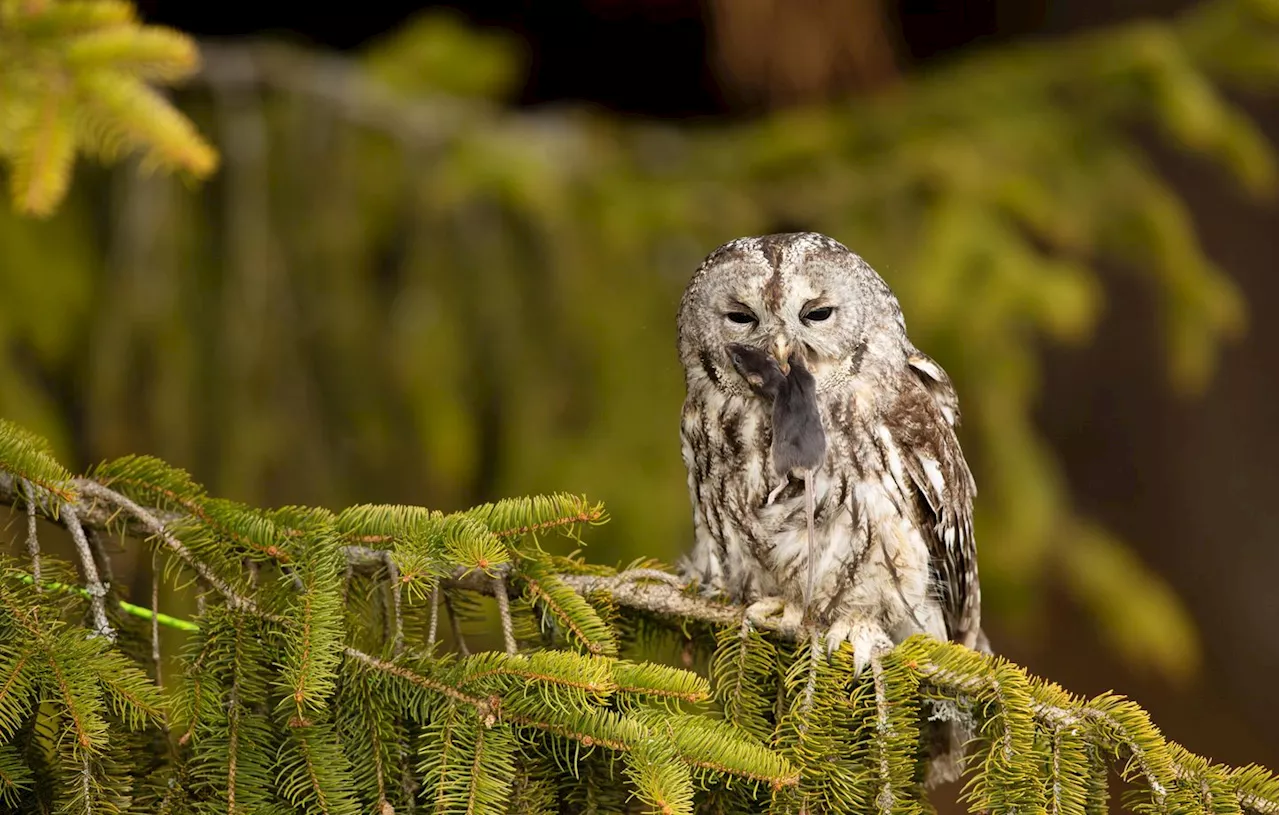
[880,362,981,648]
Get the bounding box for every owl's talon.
[825,618,894,676]
[743,597,786,627]
[697,582,729,600]
[778,602,804,632]
[676,564,729,600]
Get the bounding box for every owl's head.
[677,232,907,395]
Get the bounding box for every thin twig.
[870,654,895,815]
[400,755,418,815]
[383,551,403,655]
[608,568,685,587]
[74,479,277,621]
[23,479,40,590]
[426,584,440,650]
[444,591,469,657]
[227,682,240,809]
[151,561,163,688]
[87,527,115,588]
[1049,724,1063,815]
[493,574,517,656]
[80,753,93,810]
[796,630,821,735]
[62,503,115,641]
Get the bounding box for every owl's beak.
[771,334,792,374]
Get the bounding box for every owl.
[677,232,984,671]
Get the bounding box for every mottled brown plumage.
[677,233,984,666]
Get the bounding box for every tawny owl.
[677,232,984,670]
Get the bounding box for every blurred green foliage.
[0,0,1274,681]
[363,7,526,100]
[0,0,216,215]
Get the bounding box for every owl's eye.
[725,311,758,326]
[803,306,834,323]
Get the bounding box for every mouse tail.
[804,470,816,613]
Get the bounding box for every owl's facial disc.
[713,289,838,388]
[679,233,899,396]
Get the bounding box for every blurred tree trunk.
[704,0,898,107]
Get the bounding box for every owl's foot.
[685,578,728,600]
[743,596,804,632]
[675,558,729,600]
[825,617,894,676]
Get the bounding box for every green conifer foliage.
[0,419,1276,813]
[0,0,217,215]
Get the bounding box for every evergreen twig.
[62,502,114,641]
[74,477,277,621]
[86,527,115,588]
[427,584,440,651]
[444,590,469,657]
[382,550,404,655]
[493,573,517,656]
[22,479,39,589]
[151,561,163,686]
[869,655,895,815]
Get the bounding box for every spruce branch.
[21,481,39,590]
[61,502,114,642]
[444,590,470,657]
[382,550,405,655]
[0,419,77,502]
[72,476,276,621]
[0,454,1275,813]
[150,563,162,686]
[0,0,217,216]
[493,573,517,656]
[427,584,440,651]
[868,655,896,815]
[86,527,115,588]
[343,648,492,712]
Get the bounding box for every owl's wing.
[906,352,961,428]
[881,353,981,647]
